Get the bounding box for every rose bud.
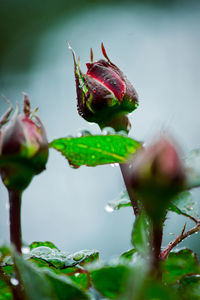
[70,43,138,132]
[130,137,185,222]
[0,94,48,191]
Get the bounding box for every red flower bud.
[130,138,185,222]
[70,43,138,131]
[0,95,48,191]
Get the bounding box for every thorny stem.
[120,163,140,217]
[161,221,200,260]
[8,190,22,254]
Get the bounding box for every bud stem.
[120,163,140,217]
[151,222,163,277]
[8,190,22,254]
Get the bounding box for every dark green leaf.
[50,135,141,167]
[184,149,200,189]
[29,241,58,250]
[162,249,200,285]
[89,263,131,299]
[168,191,198,221]
[106,191,131,212]
[120,248,136,261]
[132,213,150,256]
[178,275,200,300]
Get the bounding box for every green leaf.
[29,246,99,269]
[162,249,200,285]
[50,135,141,167]
[14,252,90,300]
[30,241,58,250]
[138,279,178,300]
[42,269,90,300]
[105,190,131,212]
[178,275,200,300]
[14,252,55,300]
[168,191,199,221]
[89,263,131,299]
[132,213,150,256]
[120,248,137,261]
[184,149,200,189]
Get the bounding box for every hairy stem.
[120,163,140,217]
[8,190,22,254]
[161,222,200,260]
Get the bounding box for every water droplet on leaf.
[10,278,19,286]
[105,204,114,213]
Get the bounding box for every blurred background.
[0,0,200,259]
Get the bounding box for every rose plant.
[0,44,200,300]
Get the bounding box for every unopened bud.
[0,95,48,191]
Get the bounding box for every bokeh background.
[0,0,200,259]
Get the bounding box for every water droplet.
[10,278,19,286]
[75,273,80,277]
[105,204,114,213]
[22,246,30,254]
[73,252,84,261]
[77,130,92,137]
[110,163,119,168]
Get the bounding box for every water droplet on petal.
[105,204,114,213]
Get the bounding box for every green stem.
[8,190,22,254]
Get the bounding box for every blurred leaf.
[184,149,200,189]
[14,252,55,300]
[89,263,131,299]
[178,275,200,300]
[30,241,58,250]
[50,135,141,167]
[132,213,150,256]
[138,279,178,300]
[120,248,137,261]
[162,249,200,285]
[42,269,90,300]
[168,191,199,221]
[106,190,131,212]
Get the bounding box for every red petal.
[86,61,126,101]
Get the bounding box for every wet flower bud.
[0,95,49,191]
[130,138,185,222]
[70,43,138,132]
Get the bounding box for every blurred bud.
[130,137,185,222]
[70,43,138,132]
[0,95,48,191]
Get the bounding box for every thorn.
[22,93,31,116]
[0,95,13,127]
[181,223,187,236]
[90,48,93,63]
[101,42,112,63]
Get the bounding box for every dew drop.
[75,273,80,277]
[22,246,30,254]
[110,163,119,168]
[10,278,19,286]
[105,204,114,213]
